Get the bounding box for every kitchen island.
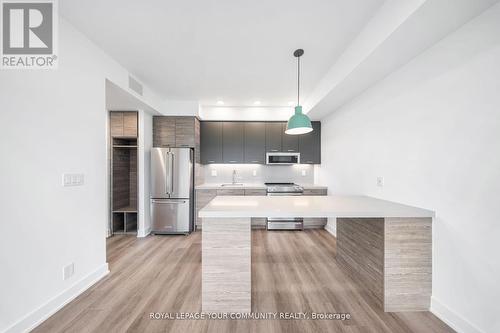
[199,195,434,314]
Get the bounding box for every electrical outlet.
[211,169,217,177]
[63,263,74,280]
[377,176,384,187]
[252,170,257,177]
[62,173,84,186]
[301,170,307,176]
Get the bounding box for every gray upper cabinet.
[244,122,266,163]
[222,122,244,163]
[265,123,282,152]
[298,121,321,164]
[199,121,321,164]
[201,122,223,163]
[281,123,298,152]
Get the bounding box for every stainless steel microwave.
[266,152,300,165]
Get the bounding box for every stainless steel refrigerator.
[150,147,193,234]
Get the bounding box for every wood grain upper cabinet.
[200,122,223,163]
[153,116,175,147]
[244,122,266,163]
[265,123,282,152]
[110,112,138,138]
[298,121,321,164]
[175,117,196,147]
[123,113,138,137]
[281,123,298,152]
[222,122,244,163]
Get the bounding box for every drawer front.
[216,189,245,196]
[303,188,327,196]
[303,218,328,229]
[244,189,266,196]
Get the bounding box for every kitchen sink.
[220,183,244,186]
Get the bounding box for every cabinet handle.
[229,160,237,163]
[287,149,295,152]
[208,160,215,163]
[270,149,278,152]
[306,161,313,163]
[251,161,259,163]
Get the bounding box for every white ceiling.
[60,0,383,107]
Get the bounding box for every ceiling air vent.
[128,75,143,96]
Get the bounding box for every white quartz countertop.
[199,195,434,219]
[195,183,328,190]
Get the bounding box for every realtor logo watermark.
[1,0,58,69]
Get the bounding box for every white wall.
[0,18,163,332]
[138,111,153,237]
[199,106,294,121]
[317,4,500,333]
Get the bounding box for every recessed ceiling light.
[216,100,224,105]
[288,101,295,106]
[254,101,261,106]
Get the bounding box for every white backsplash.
[201,164,315,184]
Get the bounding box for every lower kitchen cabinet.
[195,189,216,228]
[302,187,328,229]
[195,188,267,229]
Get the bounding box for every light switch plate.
[252,170,257,177]
[211,170,217,177]
[63,173,84,186]
[301,170,307,176]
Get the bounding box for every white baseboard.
[430,296,484,333]
[137,227,151,238]
[324,222,336,237]
[5,263,109,333]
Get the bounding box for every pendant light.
[285,49,313,135]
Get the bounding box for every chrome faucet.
[232,169,237,184]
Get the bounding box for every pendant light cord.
[297,55,300,106]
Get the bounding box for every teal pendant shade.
[285,106,313,135]
[286,49,313,135]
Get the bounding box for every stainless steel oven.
[265,183,304,230]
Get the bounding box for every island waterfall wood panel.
[337,218,385,308]
[384,217,432,312]
[336,217,432,312]
[202,217,251,313]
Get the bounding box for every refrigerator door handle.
[165,151,171,195]
[170,152,175,195]
[151,199,187,204]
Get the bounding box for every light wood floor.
[34,230,453,333]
